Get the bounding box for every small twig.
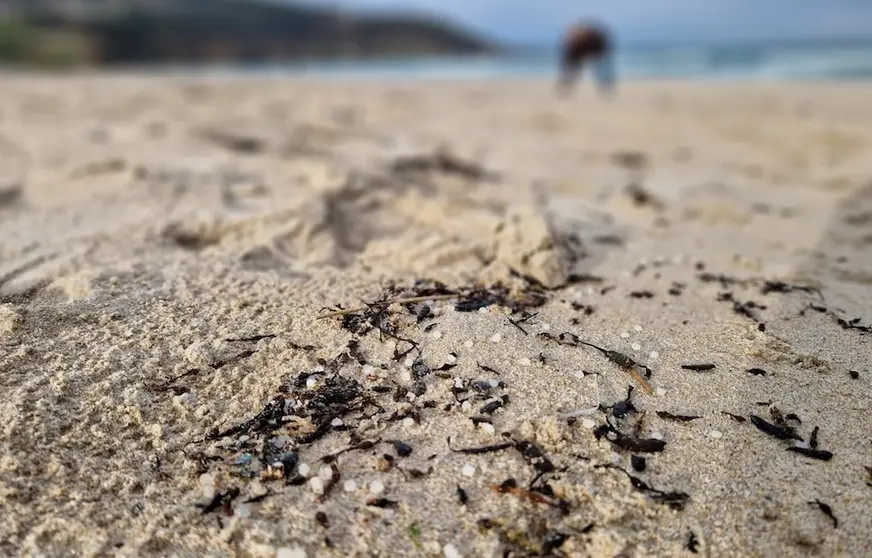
[627,366,654,396]
[316,294,460,319]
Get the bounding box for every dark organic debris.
[321,439,379,464]
[594,423,667,454]
[479,395,509,415]
[656,411,702,423]
[760,280,819,296]
[208,375,368,444]
[787,447,833,461]
[391,440,414,458]
[508,312,537,335]
[225,334,277,343]
[595,464,689,511]
[631,455,647,472]
[243,491,272,504]
[747,368,768,376]
[611,150,647,170]
[808,499,838,528]
[212,350,257,369]
[696,272,749,288]
[199,128,265,154]
[315,511,329,528]
[849,370,860,380]
[749,415,803,442]
[367,497,399,509]
[629,290,655,299]
[625,182,664,211]
[681,363,715,372]
[686,532,700,554]
[491,478,569,514]
[195,487,240,516]
[722,411,746,423]
[447,437,515,455]
[150,368,200,395]
[541,333,653,394]
[388,150,500,182]
[457,486,469,505]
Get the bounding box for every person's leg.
[557,54,582,95]
[594,53,616,95]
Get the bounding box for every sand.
[1,74,871,558]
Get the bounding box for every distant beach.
[177,40,872,81]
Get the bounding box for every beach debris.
[456,486,469,505]
[686,532,700,553]
[367,497,399,509]
[787,447,833,461]
[593,422,667,454]
[631,455,646,472]
[749,415,802,442]
[195,487,240,516]
[197,127,265,154]
[388,148,500,182]
[629,290,655,299]
[594,464,689,510]
[625,182,665,211]
[655,411,701,423]
[224,333,277,343]
[491,478,569,514]
[808,499,838,528]
[747,368,768,376]
[149,368,200,395]
[611,150,647,170]
[681,363,716,372]
[541,332,654,394]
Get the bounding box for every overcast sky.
[323,0,872,45]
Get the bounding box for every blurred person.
[558,22,615,95]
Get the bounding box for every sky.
[323,0,872,46]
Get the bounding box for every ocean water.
[233,41,872,81]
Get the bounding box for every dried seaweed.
[541,333,653,394]
[686,532,700,553]
[447,437,515,455]
[595,464,689,510]
[681,363,715,372]
[388,150,500,182]
[787,447,833,461]
[749,415,803,441]
[593,423,667,453]
[722,412,747,423]
[150,368,200,395]
[656,411,701,423]
[225,334,277,343]
[195,487,240,515]
[808,499,838,528]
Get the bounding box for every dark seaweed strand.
[594,464,689,511]
[749,415,803,441]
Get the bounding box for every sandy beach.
[1,74,871,557]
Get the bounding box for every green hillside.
[0,0,498,66]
